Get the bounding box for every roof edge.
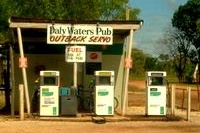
[9,16,143,25]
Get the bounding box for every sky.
[129,0,188,56]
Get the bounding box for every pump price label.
[65,46,86,62]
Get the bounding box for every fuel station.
[94,70,115,116]
[39,71,60,116]
[145,71,167,116]
[8,17,143,117]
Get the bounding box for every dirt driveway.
[0,120,200,133]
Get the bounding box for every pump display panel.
[40,76,58,86]
[96,76,111,85]
[148,77,164,86]
[94,70,115,115]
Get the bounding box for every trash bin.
[59,87,78,116]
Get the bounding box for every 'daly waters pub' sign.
[47,24,113,45]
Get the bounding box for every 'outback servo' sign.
[47,24,113,45]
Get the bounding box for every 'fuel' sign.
[65,46,86,62]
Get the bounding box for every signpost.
[65,46,86,88]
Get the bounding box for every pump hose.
[91,116,106,124]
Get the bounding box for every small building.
[8,17,143,116]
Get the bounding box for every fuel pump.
[145,71,167,116]
[94,70,114,115]
[39,71,60,116]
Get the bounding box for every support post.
[10,45,15,116]
[187,87,191,121]
[122,29,134,116]
[73,62,77,89]
[171,84,176,116]
[17,28,30,115]
[19,84,24,120]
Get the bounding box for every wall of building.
[13,44,125,112]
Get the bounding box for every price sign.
[65,46,86,62]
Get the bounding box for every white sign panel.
[65,46,86,62]
[47,24,113,45]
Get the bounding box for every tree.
[158,27,192,82]
[143,56,159,71]
[0,0,13,41]
[157,54,174,76]
[131,48,173,79]
[131,48,146,77]
[172,0,200,82]
[0,0,140,40]
[197,19,200,32]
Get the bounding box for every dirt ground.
[128,80,146,107]
[1,120,200,133]
[1,80,200,133]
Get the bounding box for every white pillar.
[17,28,30,115]
[171,84,176,116]
[73,62,78,88]
[122,29,134,116]
[19,84,24,120]
[187,87,191,121]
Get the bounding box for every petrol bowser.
[145,71,167,116]
[39,71,60,116]
[94,70,114,115]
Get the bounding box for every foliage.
[158,26,193,82]
[171,0,200,83]
[172,0,200,47]
[185,64,196,83]
[0,0,13,40]
[130,48,175,79]
[172,0,200,82]
[143,56,158,71]
[0,0,140,41]
[131,48,146,77]
[157,54,174,75]
[197,19,200,32]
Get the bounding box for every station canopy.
[9,17,143,55]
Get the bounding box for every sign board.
[65,46,86,62]
[86,52,102,62]
[47,24,113,45]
